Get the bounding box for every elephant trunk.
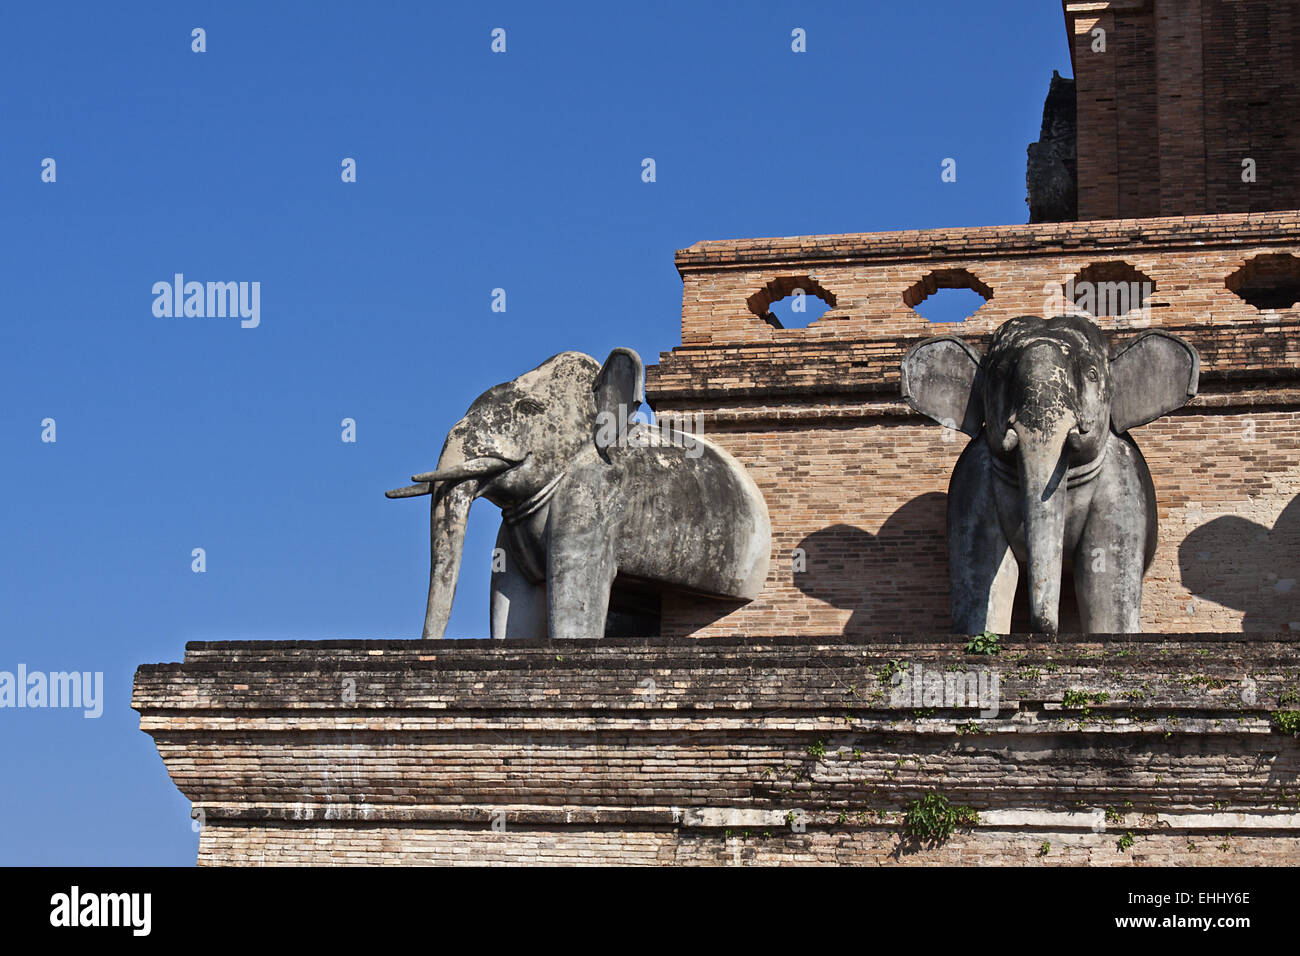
[415,428,515,640]
[422,479,476,639]
[1014,414,1073,635]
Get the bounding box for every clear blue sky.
[0,1,1071,865]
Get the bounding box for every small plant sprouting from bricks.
[901,791,978,846]
[1178,673,1228,690]
[1272,710,1300,735]
[1062,689,1109,708]
[1272,689,1300,735]
[955,721,980,736]
[965,631,1001,656]
[1037,841,1051,857]
[807,739,826,758]
[1272,787,1300,811]
[876,659,907,684]
[1104,801,1133,825]
[1117,831,1136,852]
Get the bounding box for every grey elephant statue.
[387,348,771,639]
[901,315,1199,634]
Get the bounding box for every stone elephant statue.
[901,315,1199,634]
[387,348,771,639]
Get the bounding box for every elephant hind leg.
[490,526,548,639]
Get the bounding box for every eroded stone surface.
[133,635,1300,866]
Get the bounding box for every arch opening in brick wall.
[1225,254,1300,311]
[1065,261,1155,318]
[746,275,836,329]
[902,268,993,323]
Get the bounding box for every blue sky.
[0,2,1070,864]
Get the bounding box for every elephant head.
[902,315,1199,632]
[386,348,645,639]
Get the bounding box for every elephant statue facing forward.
[387,348,771,639]
[901,315,1199,635]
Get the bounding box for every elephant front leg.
[950,518,1018,635]
[1075,524,1145,633]
[947,452,1017,634]
[490,525,547,639]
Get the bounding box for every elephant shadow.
[1179,495,1300,631]
[793,492,1087,635]
[794,493,951,635]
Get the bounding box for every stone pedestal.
[132,635,1300,865]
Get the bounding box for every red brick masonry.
[132,636,1300,865]
[647,211,1300,637]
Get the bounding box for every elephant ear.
[900,336,984,436]
[593,347,645,443]
[1109,330,1200,433]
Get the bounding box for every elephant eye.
[517,398,546,415]
[1085,367,1099,383]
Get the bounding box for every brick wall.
[1067,0,1300,220]
[132,637,1300,866]
[647,212,1300,638]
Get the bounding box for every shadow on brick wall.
[1179,495,1300,631]
[794,493,1087,635]
[795,493,951,635]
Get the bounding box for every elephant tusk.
[385,483,432,499]
[412,456,516,484]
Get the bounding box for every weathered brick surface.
[1066,0,1300,220]
[647,213,1300,638]
[668,211,1300,346]
[196,825,1300,867]
[133,637,1300,866]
